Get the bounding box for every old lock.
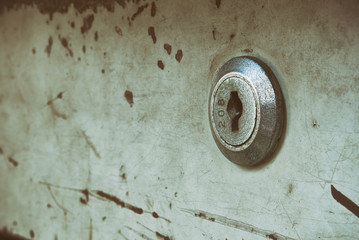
[209,56,285,166]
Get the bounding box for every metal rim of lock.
[209,56,285,167]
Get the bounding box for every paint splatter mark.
[243,48,253,53]
[230,33,235,41]
[157,60,164,70]
[115,26,122,36]
[216,0,221,8]
[124,90,134,107]
[8,157,18,167]
[175,50,183,63]
[331,185,359,218]
[81,14,95,34]
[94,31,98,41]
[45,36,53,57]
[79,130,101,159]
[58,35,73,57]
[148,26,156,44]
[32,48,36,54]
[0,227,29,240]
[151,2,156,17]
[164,43,172,55]
[96,190,144,214]
[29,230,34,238]
[82,45,86,53]
[131,3,149,21]
[182,209,295,240]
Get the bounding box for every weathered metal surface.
[0,0,359,239]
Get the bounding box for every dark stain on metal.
[94,31,98,41]
[29,230,34,239]
[45,36,53,57]
[0,227,30,240]
[266,234,278,240]
[115,26,123,36]
[101,69,105,74]
[212,25,216,40]
[32,48,36,54]
[164,43,172,55]
[131,3,149,21]
[102,216,106,221]
[58,35,73,57]
[175,50,183,63]
[331,185,359,218]
[89,218,92,240]
[124,90,134,107]
[157,60,164,70]
[155,232,171,240]
[81,14,95,34]
[229,33,235,41]
[13,221,17,226]
[80,189,90,205]
[216,0,221,8]
[78,57,81,61]
[70,21,75,28]
[121,173,126,180]
[82,45,86,54]
[8,156,18,167]
[96,190,144,214]
[0,147,3,154]
[169,203,172,209]
[151,2,156,17]
[47,91,64,106]
[174,192,177,197]
[287,184,293,195]
[47,203,52,208]
[312,119,319,128]
[49,103,67,120]
[152,212,159,218]
[148,26,156,44]
[243,48,253,53]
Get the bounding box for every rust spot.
[81,14,94,34]
[78,57,81,61]
[131,3,148,21]
[126,191,129,196]
[266,234,278,240]
[175,50,183,63]
[32,48,36,54]
[121,173,126,180]
[230,33,235,41]
[157,60,164,70]
[164,43,172,55]
[47,204,52,208]
[0,147,3,154]
[102,216,106,221]
[94,31,98,41]
[70,21,75,28]
[30,230,35,238]
[45,36,53,57]
[216,0,221,8]
[58,35,73,57]
[148,26,156,44]
[8,156,18,167]
[124,90,133,107]
[174,192,178,197]
[169,203,172,209]
[151,1,156,17]
[101,69,105,74]
[212,25,216,40]
[155,232,171,240]
[288,184,293,195]
[82,45,86,54]
[96,190,144,214]
[115,26,122,36]
[152,212,159,218]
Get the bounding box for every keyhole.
[226,91,243,132]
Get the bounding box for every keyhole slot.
[226,91,243,132]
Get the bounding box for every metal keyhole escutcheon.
[209,56,285,166]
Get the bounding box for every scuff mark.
[164,44,172,55]
[58,35,73,57]
[45,36,53,57]
[182,209,296,240]
[131,3,149,21]
[148,26,156,44]
[331,185,359,218]
[81,14,95,34]
[96,190,144,214]
[80,130,101,159]
[175,50,183,63]
[115,26,123,36]
[7,156,18,167]
[0,227,30,240]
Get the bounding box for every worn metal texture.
[0,0,359,239]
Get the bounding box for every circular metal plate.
[209,56,285,166]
